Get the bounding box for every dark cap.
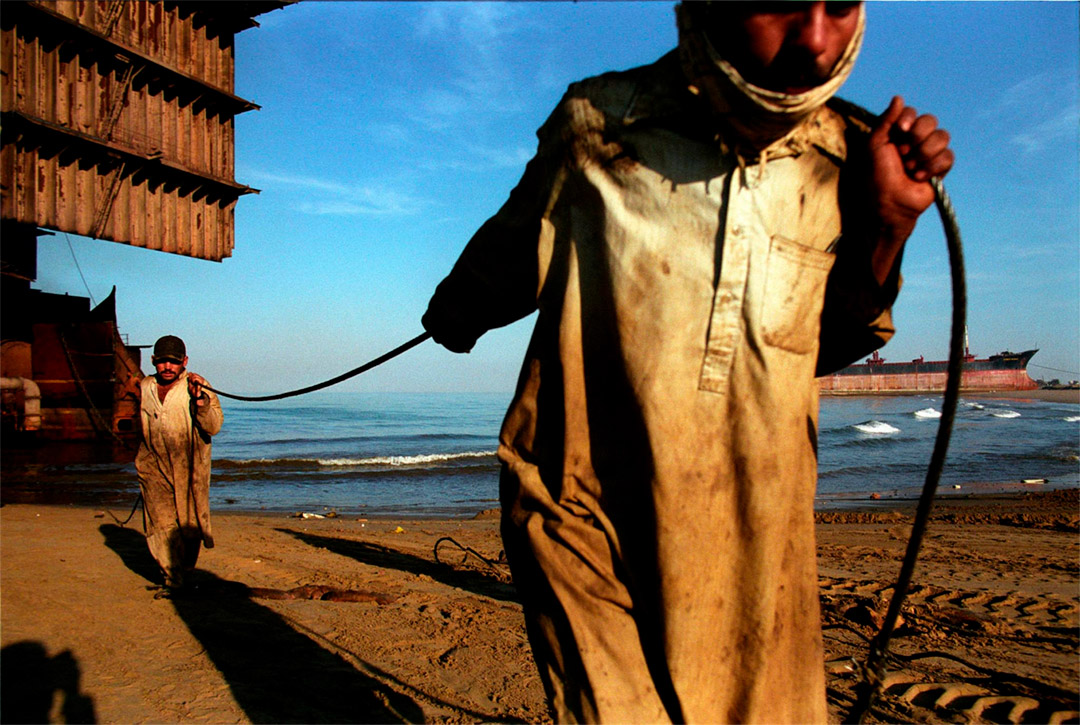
[152,335,186,363]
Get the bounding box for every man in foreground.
[423,2,953,721]
[136,335,223,593]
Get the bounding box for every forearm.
[194,394,223,436]
[869,222,912,287]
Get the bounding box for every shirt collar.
[619,52,849,164]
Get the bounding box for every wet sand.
[1,490,1077,723]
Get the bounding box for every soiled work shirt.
[425,52,898,723]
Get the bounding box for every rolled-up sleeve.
[815,118,904,376]
[816,238,901,375]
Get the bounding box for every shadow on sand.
[98,523,424,723]
[0,641,97,724]
[278,528,519,603]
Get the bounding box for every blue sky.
[33,2,1080,394]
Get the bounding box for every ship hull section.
[819,350,1039,394]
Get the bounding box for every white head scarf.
[676,2,865,152]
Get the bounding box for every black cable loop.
[433,536,507,574]
[106,492,143,526]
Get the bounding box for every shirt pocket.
[761,235,836,354]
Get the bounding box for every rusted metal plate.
[0,1,284,261]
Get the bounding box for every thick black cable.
[845,178,966,723]
[106,492,142,526]
[204,332,432,402]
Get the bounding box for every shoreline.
[965,388,1080,403]
[6,487,1075,528]
[2,477,1077,520]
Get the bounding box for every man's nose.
[789,2,829,57]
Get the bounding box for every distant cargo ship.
[819,348,1040,394]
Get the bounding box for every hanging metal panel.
[0,0,285,262]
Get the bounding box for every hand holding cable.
[835,97,965,723]
[866,95,955,285]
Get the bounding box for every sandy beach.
[2,489,1077,724]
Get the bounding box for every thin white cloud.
[420,144,535,174]
[983,72,1080,154]
[362,121,412,146]
[1010,101,1080,154]
[408,5,533,130]
[416,4,521,52]
[997,239,1079,261]
[244,169,424,216]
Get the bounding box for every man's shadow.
[277,528,519,603]
[99,524,424,723]
[0,641,97,724]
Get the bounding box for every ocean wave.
[214,451,497,470]
[989,409,1021,419]
[853,420,900,435]
[1064,416,1080,423]
[317,451,496,467]
[913,408,941,419]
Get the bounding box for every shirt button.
[731,225,743,237]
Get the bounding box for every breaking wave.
[214,451,497,471]
[853,421,900,435]
[317,451,496,467]
[989,409,1021,419]
[914,408,942,419]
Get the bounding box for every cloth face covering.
[676,3,866,152]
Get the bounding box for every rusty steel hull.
[0,1,286,260]
[819,350,1040,395]
[1,288,144,443]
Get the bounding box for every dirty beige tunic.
[136,372,222,586]
[425,53,898,724]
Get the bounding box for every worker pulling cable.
[195,88,966,721]
[197,173,965,724]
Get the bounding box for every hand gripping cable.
[828,98,967,724]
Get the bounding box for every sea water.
[5,392,1077,516]
[815,395,1080,505]
[211,392,506,517]
[204,392,1078,516]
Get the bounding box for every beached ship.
[1,287,144,444]
[819,347,1040,395]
